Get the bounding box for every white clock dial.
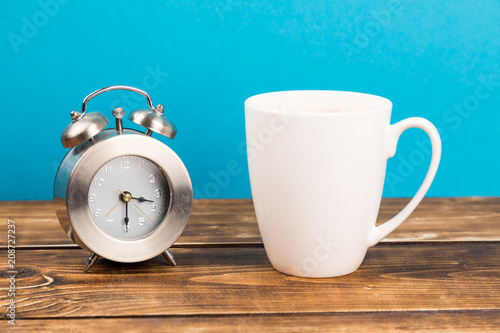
[88,155,170,240]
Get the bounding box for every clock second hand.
[105,199,122,217]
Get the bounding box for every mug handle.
[368,117,442,247]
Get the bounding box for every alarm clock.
[54,85,193,272]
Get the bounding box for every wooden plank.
[1,197,500,248]
[1,243,499,318]
[376,197,500,242]
[5,311,500,333]
[0,200,259,248]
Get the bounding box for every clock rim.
[54,129,193,263]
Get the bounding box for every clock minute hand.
[118,189,132,232]
[124,201,129,233]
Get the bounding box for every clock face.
[88,155,170,240]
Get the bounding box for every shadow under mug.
[245,91,441,278]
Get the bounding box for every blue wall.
[1,0,499,200]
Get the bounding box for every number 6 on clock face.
[88,155,170,240]
[53,85,192,272]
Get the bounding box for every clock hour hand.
[131,196,154,203]
[118,189,154,223]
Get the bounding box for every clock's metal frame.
[54,128,193,263]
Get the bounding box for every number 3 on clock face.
[53,85,193,272]
[88,155,170,240]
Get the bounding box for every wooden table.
[1,198,500,332]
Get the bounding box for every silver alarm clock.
[54,85,192,272]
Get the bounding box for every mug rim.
[244,90,393,115]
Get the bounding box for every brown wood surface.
[0,198,499,332]
[2,244,500,318]
[4,311,500,333]
[1,197,500,248]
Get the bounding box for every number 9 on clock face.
[88,155,170,240]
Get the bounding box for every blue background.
[1,0,499,200]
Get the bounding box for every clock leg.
[83,253,99,273]
[162,249,177,266]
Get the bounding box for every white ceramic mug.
[245,91,441,278]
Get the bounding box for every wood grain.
[1,243,499,319]
[0,198,499,331]
[5,311,500,333]
[1,197,500,248]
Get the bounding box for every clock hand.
[131,196,154,203]
[105,199,122,217]
[128,199,154,223]
[118,189,133,232]
[124,201,129,233]
[118,189,154,223]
